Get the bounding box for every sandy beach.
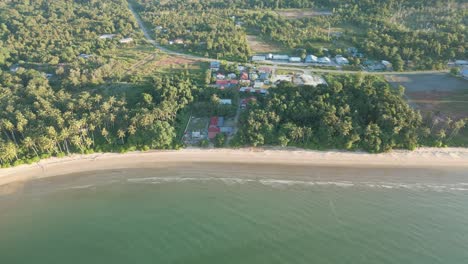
[1,147,468,187]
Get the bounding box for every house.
[155,26,163,30]
[318,57,331,64]
[461,67,468,80]
[252,55,266,62]
[216,80,230,87]
[272,55,289,61]
[10,65,19,72]
[335,55,349,65]
[259,72,269,81]
[289,57,302,63]
[219,99,232,105]
[250,73,259,80]
[240,72,249,80]
[227,73,237,79]
[217,117,225,127]
[254,81,264,89]
[119,38,134,44]
[210,61,221,71]
[174,38,184,44]
[79,54,93,59]
[208,126,220,139]
[305,55,318,63]
[266,53,273,60]
[381,60,392,70]
[192,131,201,139]
[220,127,233,134]
[216,73,226,80]
[455,60,468,66]
[241,97,257,109]
[238,65,246,71]
[216,80,238,89]
[99,34,116,39]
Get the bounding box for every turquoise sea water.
[1,166,468,264]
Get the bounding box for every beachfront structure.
[305,55,318,63]
[272,55,289,61]
[289,57,302,63]
[455,60,468,66]
[335,55,349,65]
[318,57,331,64]
[252,55,266,62]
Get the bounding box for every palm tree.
[23,137,39,157]
[117,129,126,144]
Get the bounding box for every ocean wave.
[125,177,468,192]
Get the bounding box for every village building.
[254,81,264,89]
[119,38,134,44]
[227,73,237,79]
[79,54,93,59]
[305,55,318,63]
[99,34,116,39]
[240,72,249,80]
[210,61,220,71]
[461,67,468,80]
[455,60,468,66]
[259,72,270,81]
[219,99,232,105]
[318,57,331,64]
[289,57,302,63]
[272,55,289,61]
[252,55,266,62]
[335,55,349,65]
[216,73,226,80]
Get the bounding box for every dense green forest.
[134,0,467,69]
[232,75,466,152]
[0,0,138,65]
[0,70,194,166]
[132,1,251,61]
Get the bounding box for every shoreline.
[1,147,468,187]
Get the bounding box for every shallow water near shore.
[1,165,468,264]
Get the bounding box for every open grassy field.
[247,35,286,54]
[386,73,468,118]
[386,73,468,146]
[276,9,332,19]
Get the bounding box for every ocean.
[1,165,468,264]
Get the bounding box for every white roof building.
[119,38,134,44]
[455,60,468,66]
[305,55,318,63]
[272,55,289,60]
[289,57,302,62]
[461,67,468,79]
[335,55,349,65]
[252,55,266,62]
[99,34,116,39]
[318,57,331,64]
[219,99,232,105]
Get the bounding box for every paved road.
[128,3,448,76]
